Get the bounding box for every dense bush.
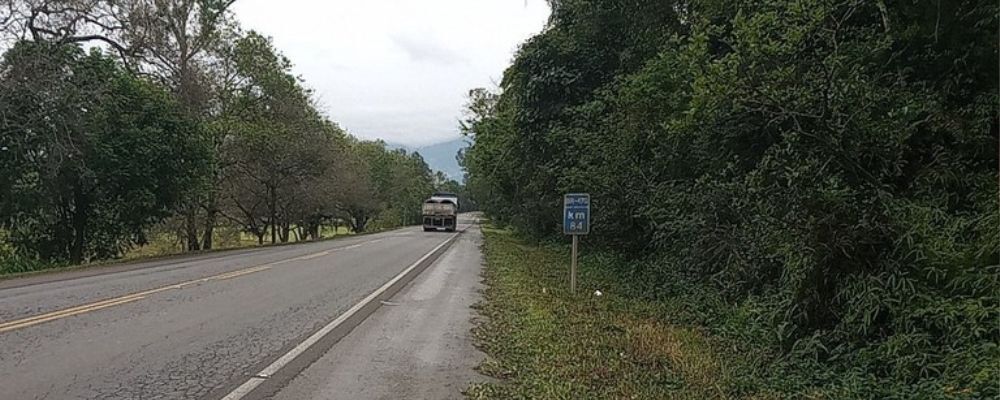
[462,0,998,395]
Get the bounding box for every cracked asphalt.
[0,224,469,400]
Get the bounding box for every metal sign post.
[571,235,579,293]
[563,193,590,294]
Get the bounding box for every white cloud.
[232,0,550,146]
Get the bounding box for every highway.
[0,221,477,400]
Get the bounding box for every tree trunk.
[351,214,369,233]
[70,186,89,264]
[310,222,320,240]
[185,204,200,251]
[201,194,216,250]
[280,222,290,243]
[269,188,277,244]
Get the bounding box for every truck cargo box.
[422,197,457,232]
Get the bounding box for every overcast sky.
[231,0,550,147]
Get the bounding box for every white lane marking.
[219,231,460,400]
[221,378,266,400]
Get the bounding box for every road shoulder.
[272,227,489,400]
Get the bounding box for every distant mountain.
[389,138,470,182]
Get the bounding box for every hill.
[390,138,469,182]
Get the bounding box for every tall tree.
[1,0,239,251]
[215,31,354,242]
[131,0,236,250]
[0,42,209,262]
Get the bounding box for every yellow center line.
[209,265,272,281]
[0,293,147,330]
[0,295,147,333]
[293,251,330,261]
[0,239,377,334]
[0,263,278,334]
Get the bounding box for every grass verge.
[467,226,762,400]
[467,226,995,399]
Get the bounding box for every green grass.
[467,226,995,399]
[467,226,761,400]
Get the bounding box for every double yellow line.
[0,238,388,334]
[0,294,149,333]
[0,258,311,333]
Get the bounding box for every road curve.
[0,224,468,400]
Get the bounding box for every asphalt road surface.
[272,223,487,400]
[0,218,481,400]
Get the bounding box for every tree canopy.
[0,1,444,266]
[0,41,209,262]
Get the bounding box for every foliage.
[213,31,347,243]
[0,229,53,274]
[433,170,477,212]
[474,225,996,399]
[0,42,209,263]
[211,31,436,240]
[471,227,744,399]
[463,0,998,396]
[350,140,435,231]
[0,3,445,270]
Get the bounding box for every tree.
[214,31,353,243]
[0,41,208,262]
[335,146,380,233]
[2,0,240,251]
[461,0,998,395]
[128,0,236,250]
[338,140,434,232]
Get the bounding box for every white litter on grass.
[594,290,603,297]
[541,287,548,294]
[0,146,7,151]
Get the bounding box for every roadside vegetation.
[471,227,992,399]
[470,227,742,399]
[0,1,471,274]
[462,0,997,398]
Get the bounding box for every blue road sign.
[563,193,591,235]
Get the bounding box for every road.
[0,219,482,400]
[272,224,487,400]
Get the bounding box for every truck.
[422,192,459,232]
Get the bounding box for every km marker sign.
[563,193,591,235]
[563,193,590,293]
